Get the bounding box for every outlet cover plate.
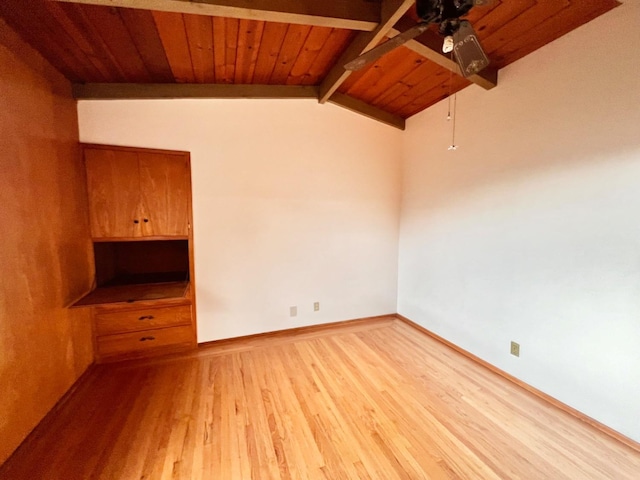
[510,341,520,357]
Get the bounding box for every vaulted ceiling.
[0,0,620,129]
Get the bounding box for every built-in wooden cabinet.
[85,146,191,239]
[74,144,197,363]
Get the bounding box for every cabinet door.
[85,148,142,238]
[138,153,191,237]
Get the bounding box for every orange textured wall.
[0,19,94,464]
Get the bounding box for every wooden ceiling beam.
[329,93,405,130]
[52,0,381,31]
[74,84,405,130]
[73,83,319,99]
[390,17,498,90]
[318,0,415,104]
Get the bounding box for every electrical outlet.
[510,341,520,357]
[290,306,297,317]
[313,302,320,312]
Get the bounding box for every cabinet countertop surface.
[71,281,190,308]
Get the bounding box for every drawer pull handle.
[138,315,155,321]
[139,336,156,342]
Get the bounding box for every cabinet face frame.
[81,143,198,359]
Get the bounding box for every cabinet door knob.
[139,336,156,342]
[144,218,149,223]
[133,219,139,224]
[138,315,155,321]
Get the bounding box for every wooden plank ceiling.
[0,0,620,129]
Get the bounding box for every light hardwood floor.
[2,317,639,479]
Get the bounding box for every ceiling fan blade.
[345,23,431,71]
[452,20,490,77]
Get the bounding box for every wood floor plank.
[2,316,639,479]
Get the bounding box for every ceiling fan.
[345,0,492,77]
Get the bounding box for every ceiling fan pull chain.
[447,86,452,121]
[448,93,458,151]
[448,51,458,151]
[447,53,454,121]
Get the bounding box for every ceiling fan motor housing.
[417,0,477,27]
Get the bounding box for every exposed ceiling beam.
[329,93,405,130]
[52,0,381,31]
[390,18,498,90]
[75,84,405,130]
[318,0,415,104]
[73,83,319,99]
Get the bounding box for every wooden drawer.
[94,305,191,336]
[97,325,194,360]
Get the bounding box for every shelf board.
[92,236,189,242]
[72,281,189,308]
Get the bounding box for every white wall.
[78,99,402,341]
[399,1,640,442]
